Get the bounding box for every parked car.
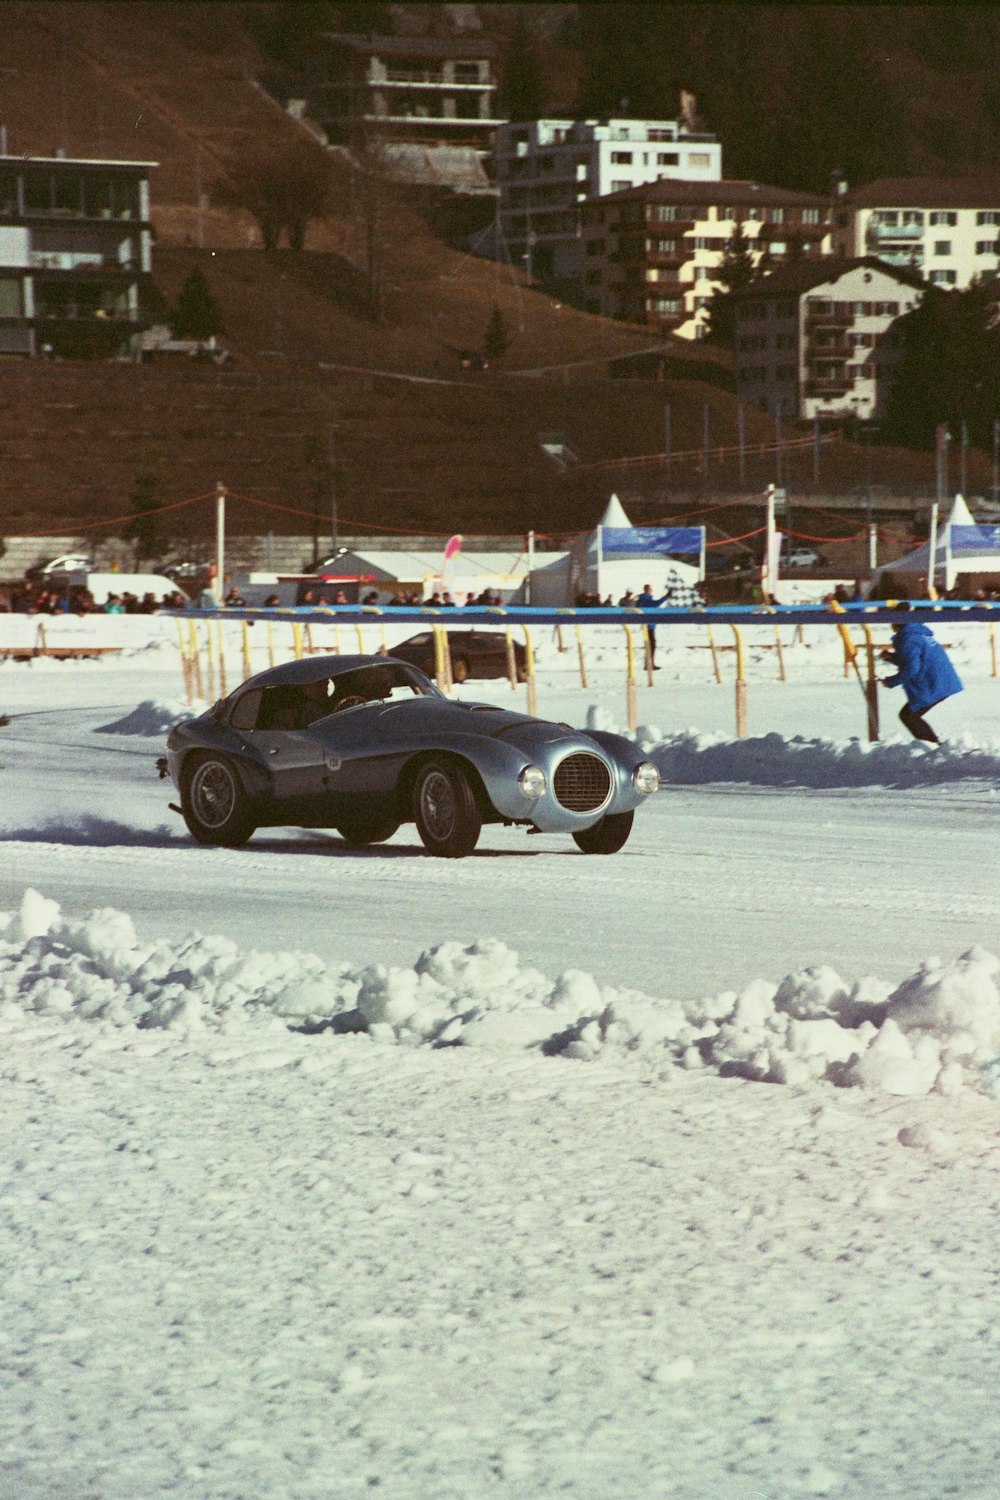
[781,546,822,570]
[159,654,659,858]
[387,629,526,683]
[25,553,91,582]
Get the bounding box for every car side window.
[229,688,263,730]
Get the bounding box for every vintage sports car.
[386,629,526,683]
[160,654,659,858]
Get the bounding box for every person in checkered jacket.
[637,574,704,666]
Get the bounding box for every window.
[802,208,820,224]
[0,277,22,317]
[929,211,957,226]
[769,207,785,224]
[656,152,678,166]
[933,240,952,256]
[648,128,676,142]
[611,151,633,164]
[652,205,677,222]
[654,238,676,253]
[453,63,481,83]
[930,269,957,285]
[611,180,630,193]
[687,152,711,168]
[902,211,924,226]
[976,239,1000,255]
[976,210,1000,226]
[745,207,761,221]
[651,296,681,314]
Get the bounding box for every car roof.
[239,654,411,691]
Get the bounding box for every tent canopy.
[876,496,1000,590]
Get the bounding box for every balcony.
[868,222,923,241]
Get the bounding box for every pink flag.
[443,535,463,564]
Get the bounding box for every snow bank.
[97,697,203,735]
[4,890,999,1100]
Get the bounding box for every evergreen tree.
[482,303,510,364]
[704,222,756,345]
[123,470,167,565]
[172,267,223,340]
[500,13,546,122]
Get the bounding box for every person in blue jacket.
[880,603,963,742]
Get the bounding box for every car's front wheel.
[413,759,482,858]
[572,809,634,855]
[335,810,400,847]
[181,753,256,848]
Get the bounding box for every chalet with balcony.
[833,178,1000,290]
[0,152,154,358]
[731,257,926,421]
[579,178,831,339]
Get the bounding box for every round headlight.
[517,764,546,799]
[632,762,660,796]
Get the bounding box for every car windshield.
[236,661,439,731]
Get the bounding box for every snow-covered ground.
[2,620,1000,1499]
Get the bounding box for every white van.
[62,570,182,605]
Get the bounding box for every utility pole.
[328,427,338,555]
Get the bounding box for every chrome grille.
[553,753,612,812]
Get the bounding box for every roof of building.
[317,31,496,59]
[588,177,828,210]
[844,177,1000,209]
[0,153,156,170]
[731,255,928,300]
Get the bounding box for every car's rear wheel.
[335,810,400,847]
[572,809,634,855]
[413,759,481,858]
[451,656,469,684]
[181,753,256,848]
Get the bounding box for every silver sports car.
[160,654,660,858]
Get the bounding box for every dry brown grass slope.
[0,2,961,546]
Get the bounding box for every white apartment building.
[580,178,831,340]
[833,178,1000,289]
[0,152,154,357]
[731,257,926,422]
[495,109,722,282]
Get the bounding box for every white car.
[781,547,821,569]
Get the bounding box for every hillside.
[0,2,992,558]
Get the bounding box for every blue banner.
[948,524,1000,555]
[600,526,704,556]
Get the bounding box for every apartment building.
[731,257,926,421]
[833,178,1000,289]
[0,151,154,358]
[580,178,831,339]
[495,111,722,282]
[303,32,503,159]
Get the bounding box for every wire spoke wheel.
[181,753,256,848]
[413,759,481,858]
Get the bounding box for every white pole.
[596,524,603,602]
[764,487,777,601]
[868,521,878,574]
[215,481,226,604]
[927,501,939,599]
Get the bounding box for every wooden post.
[204,621,216,700]
[624,625,637,732]
[305,624,314,655]
[241,621,253,682]
[523,626,537,715]
[176,619,193,704]
[862,625,880,742]
[642,625,654,685]
[731,625,747,737]
[292,622,303,660]
[991,622,998,679]
[267,621,275,669]
[774,626,787,682]
[555,624,565,652]
[441,628,454,691]
[707,624,722,684]
[433,626,446,691]
[188,620,203,700]
[354,624,364,653]
[575,624,588,688]
[216,619,228,699]
[505,629,518,690]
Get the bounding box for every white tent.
[874,495,1000,593]
[564,495,702,604]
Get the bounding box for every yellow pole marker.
[575,623,588,689]
[380,621,386,653]
[505,628,518,690]
[991,622,998,678]
[861,624,880,742]
[555,623,564,652]
[433,626,446,691]
[266,620,275,669]
[523,626,537,715]
[707,623,722,684]
[292,622,303,660]
[241,621,253,681]
[204,621,216,700]
[354,623,365,654]
[774,625,787,682]
[216,619,228,698]
[829,597,874,731]
[441,628,454,691]
[305,624,314,655]
[188,620,203,700]
[624,625,637,731]
[176,619,192,704]
[731,625,747,737]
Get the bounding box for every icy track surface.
[2,626,1000,1498]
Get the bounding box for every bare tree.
[214,136,334,249]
